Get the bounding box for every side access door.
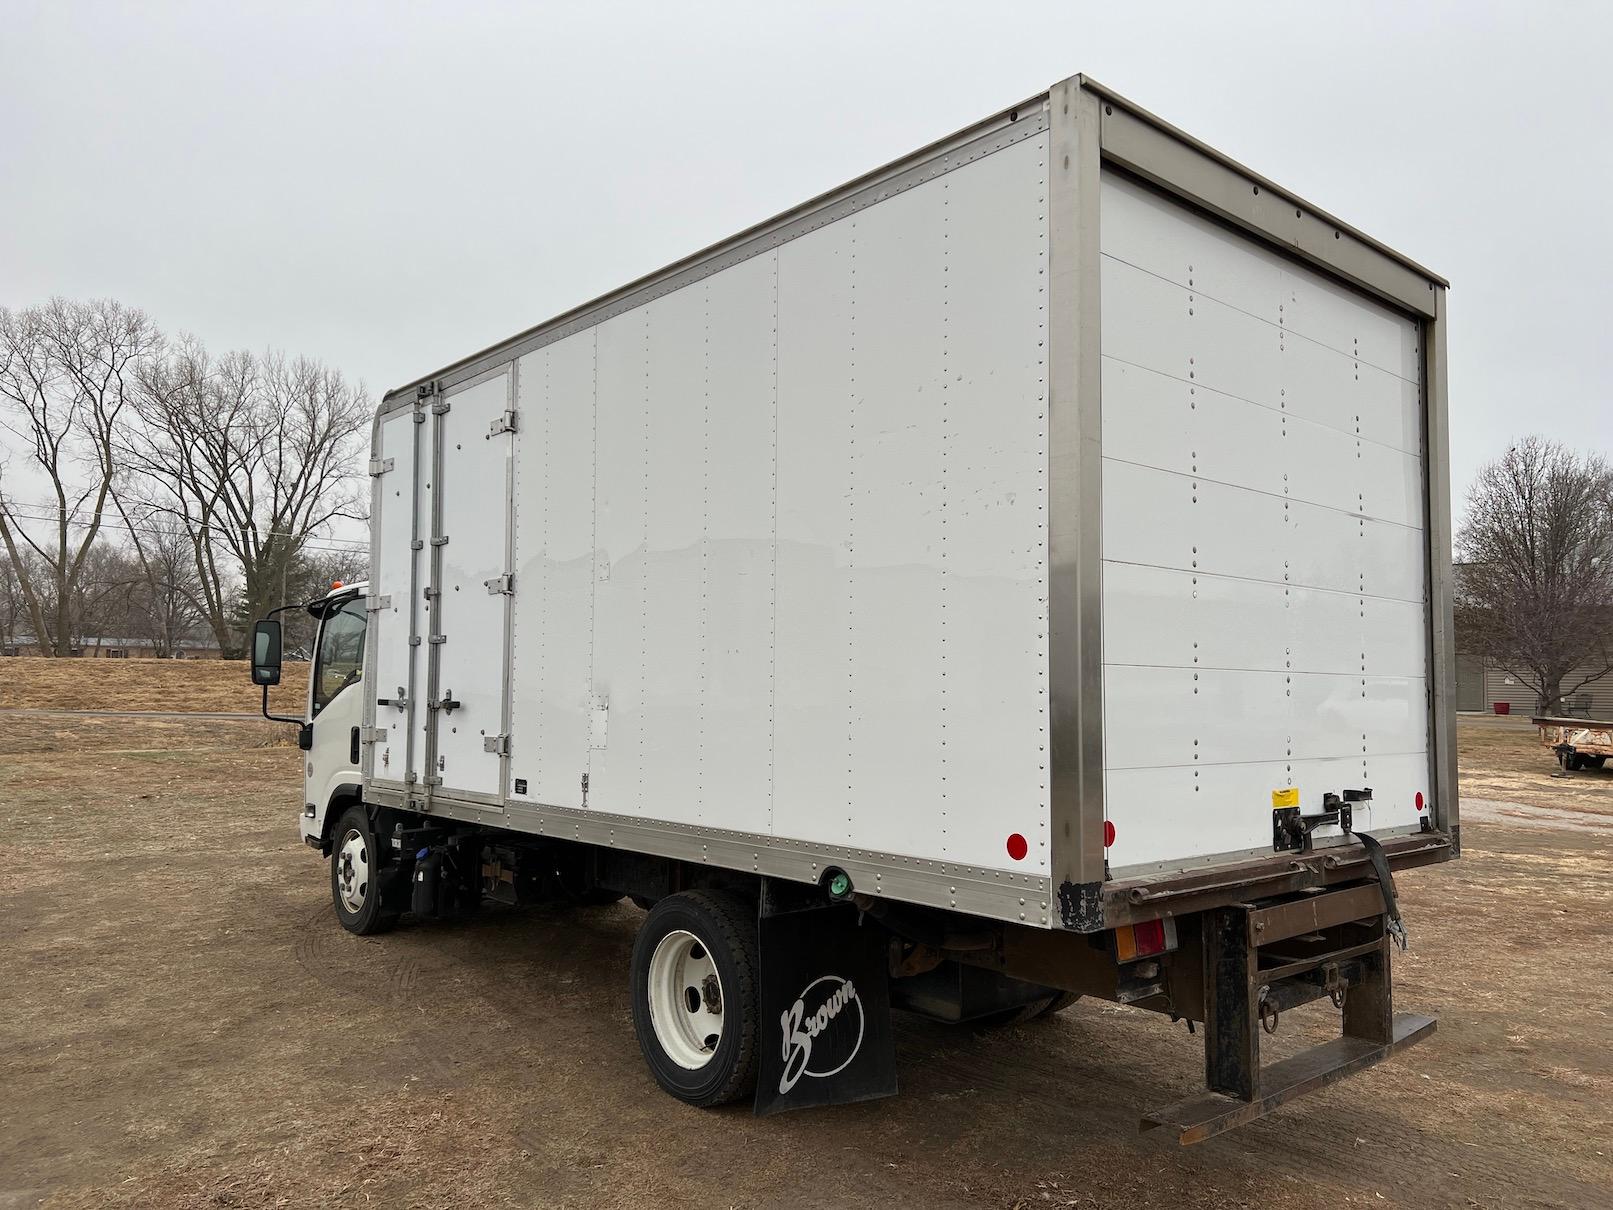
[421,369,516,802]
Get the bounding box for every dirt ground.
[0,657,308,715]
[1,715,1610,1209]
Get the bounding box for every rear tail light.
[1115,917,1179,963]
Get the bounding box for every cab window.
[312,597,366,715]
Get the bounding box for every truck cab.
[254,581,369,852]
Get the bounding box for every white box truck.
[252,74,1456,1140]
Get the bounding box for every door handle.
[350,726,360,764]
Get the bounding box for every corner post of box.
[1424,285,1459,851]
[1046,75,1109,912]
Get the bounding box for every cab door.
[307,594,368,829]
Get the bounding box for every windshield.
[312,596,366,715]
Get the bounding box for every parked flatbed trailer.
[251,72,1456,1143]
[1533,716,1613,772]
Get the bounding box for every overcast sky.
[3,0,1610,522]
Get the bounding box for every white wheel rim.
[336,828,370,913]
[647,929,725,1070]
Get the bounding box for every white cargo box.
[362,75,1456,931]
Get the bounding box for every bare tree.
[1456,436,1613,715]
[0,299,160,654]
[97,500,210,656]
[0,550,34,650]
[126,341,369,657]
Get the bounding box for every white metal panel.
[1100,172,1431,874]
[508,336,596,809]
[773,218,856,846]
[586,310,649,815]
[370,408,419,782]
[928,133,1051,874]
[433,372,511,798]
[638,287,706,825]
[699,255,777,834]
[841,179,947,860]
[493,133,1050,880]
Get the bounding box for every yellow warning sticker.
[1271,787,1299,809]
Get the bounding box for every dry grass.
[1458,713,1613,814]
[0,655,308,714]
[2,716,1608,1209]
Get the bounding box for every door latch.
[1273,787,1371,853]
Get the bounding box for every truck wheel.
[630,890,759,1107]
[331,806,398,936]
[975,990,1081,1027]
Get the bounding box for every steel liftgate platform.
[1141,883,1437,1145]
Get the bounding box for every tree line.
[0,297,370,659]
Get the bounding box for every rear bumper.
[1140,881,1433,1144]
[1142,1012,1436,1144]
[1098,828,1455,930]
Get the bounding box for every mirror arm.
[259,602,306,725]
[261,681,304,726]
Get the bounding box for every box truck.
[252,73,1456,1141]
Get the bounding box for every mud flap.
[754,882,898,1116]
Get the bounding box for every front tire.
[630,890,759,1107]
[330,806,398,935]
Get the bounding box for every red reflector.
[1415,792,1425,811]
[1006,832,1028,861]
[1103,820,1116,847]
[1133,918,1167,957]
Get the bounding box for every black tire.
[629,890,759,1107]
[330,806,399,936]
[974,990,1081,1027]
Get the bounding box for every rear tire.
[630,890,759,1107]
[330,806,399,936]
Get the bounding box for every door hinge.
[417,381,438,401]
[365,595,393,612]
[489,410,519,436]
[368,457,395,477]
[483,734,510,756]
[484,573,514,595]
[430,535,449,547]
[430,398,451,415]
[360,726,388,744]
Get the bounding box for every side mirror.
[251,619,283,686]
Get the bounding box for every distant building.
[2,634,223,659]
[1455,650,1613,719]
